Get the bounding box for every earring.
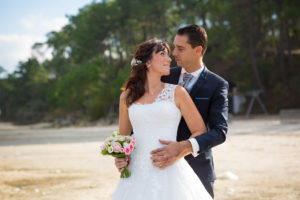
[147,64,151,68]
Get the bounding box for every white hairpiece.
[131,58,142,67]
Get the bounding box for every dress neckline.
[130,83,167,107]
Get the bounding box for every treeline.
[0,0,299,123]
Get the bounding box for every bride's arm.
[119,91,132,135]
[115,91,132,173]
[174,85,207,139]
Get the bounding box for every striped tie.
[182,72,193,89]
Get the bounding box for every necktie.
[182,72,193,89]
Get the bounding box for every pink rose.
[101,144,107,150]
[112,142,122,153]
[120,148,124,153]
[131,140,135,145]
[125,148,131,155]
[129,144,134,150]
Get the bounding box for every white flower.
[107,146,113,153]
[131,58,142,67]
[123,142,130,148]
[108,136,114,142]
[112,131,119,137]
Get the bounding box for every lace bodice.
[133,83,177,105]
[128,83,181,150]
[154,83,177,103]
[127,83,181,160]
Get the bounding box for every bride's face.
[147,48,172,76]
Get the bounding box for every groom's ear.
[195,46,203,56]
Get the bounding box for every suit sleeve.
[194,80,229,154]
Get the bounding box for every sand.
[0,116,299,200]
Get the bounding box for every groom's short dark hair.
[177,25,207,55]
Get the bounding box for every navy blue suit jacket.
[161,66,229,182]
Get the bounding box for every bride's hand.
[115,156,131,172]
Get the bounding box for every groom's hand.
[114,156,131,172]
[150,140,193,169]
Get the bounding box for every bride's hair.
[123,39,170,107]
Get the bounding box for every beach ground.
[0,116,299,200]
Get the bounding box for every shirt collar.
[181,62,205,78]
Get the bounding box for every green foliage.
[0,58,49,122]
[0,0,299,122]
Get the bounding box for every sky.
[0,0,95,74]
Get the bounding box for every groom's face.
[172,34,198,69]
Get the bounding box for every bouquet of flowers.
[101,131,136,178]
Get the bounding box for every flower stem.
[120,166,131,178]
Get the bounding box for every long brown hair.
[123,39,170,107]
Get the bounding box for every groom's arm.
[151,80,228,169]
[193,80,229,154]
[163,80,229,158]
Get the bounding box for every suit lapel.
[189,65,208,97]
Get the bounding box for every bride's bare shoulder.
[174,85,190,107]
[120,89,129,100]
[175,85,188,96]
[120,90,131,107]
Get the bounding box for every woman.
[112,39,212,200]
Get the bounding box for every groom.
[150,25,229,198]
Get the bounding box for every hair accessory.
[131,58,142,67]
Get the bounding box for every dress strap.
[154,83,177,103]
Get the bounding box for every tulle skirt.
[112,154,212,200]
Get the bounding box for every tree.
[0,66,6,79]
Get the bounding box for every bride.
[112,39,212,200]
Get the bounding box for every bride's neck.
[145,72,163,93]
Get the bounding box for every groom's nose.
[172,49,177,57]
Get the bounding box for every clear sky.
[0,0,95,74]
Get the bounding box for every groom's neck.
[183,59,203,73]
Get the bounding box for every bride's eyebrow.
[155,47,167,53]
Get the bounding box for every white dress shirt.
[178,65,204,157]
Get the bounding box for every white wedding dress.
[112,83,212,200]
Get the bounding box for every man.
[115,25,228,198]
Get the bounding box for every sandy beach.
[0,116,299,200]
